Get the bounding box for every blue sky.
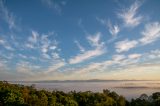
[0,0,160,81]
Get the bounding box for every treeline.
[0,81,160,106]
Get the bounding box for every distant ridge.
[8,79,160,83]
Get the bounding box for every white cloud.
[115,39,138,53]
[96,18,120,36]
[87,32,104,48]
[107,20,120,36]
[26,30,39,49]
[139,22,160,44]
[128,53,141,59]
[40,35,50,53]
[28,31,39,44]
[74,40,85,52]
[41,0,62,13]
[96,17,107,25]
[69,48,105,64]
[69,32,106,64]
[44,60,65,74]
[0,59,7,71]
[146,49,160,59]
[51,52,60,59]
[0,38,14,51]
[114,22,160,53]
[112,54,126,61]
[16,61,40,75]
[0,0,17,29]
[118,1,142,27]
[19,54,27,59]
[25,30,60,60]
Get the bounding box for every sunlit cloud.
[69,32,106,64]
[117,1,142,27]
[128,53,142,59]
[0,0,160,81]
[139,22,160,45]
[74,40,85,52]
[107,20,120,36]
[0,38,14,51]
[96,18,120,36]
[115,39,138,53]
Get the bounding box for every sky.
[0,0,160,81]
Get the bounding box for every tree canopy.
[0,81,159,106]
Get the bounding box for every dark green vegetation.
[0,81,160,106]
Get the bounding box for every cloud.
[74,40,85,52]
[112,54,126,61]
[146,49,160,59]
[115,39,138,53]
[0,0,17,29]
[87,32,104,48]
[25,30,39,49]
[25,30,60,60]
[70,49,160,75]
[16,61,40,75]
[41,0,62,13]
[139,22,160,45]
[114,22,160,53]
[0,38,14,51]
[29,31,39,44]
[0,59,7,71]
[69,48,105,64]
[96,18,120,36]
[18,54,27,59]
[128,53,141,59]
[107,20,120,36]
[44,60,65,74]
[117,1,142,27]
[69,32,106,64]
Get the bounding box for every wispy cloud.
[146,49,160,60]
[71,49,160,76]
[117,1,142,27]
[25,30,39,49]
[87,32,104,48]
[115,39,138,53]
[112,54,126,61]
[114,22,160,53]
[18,54,27,59]
[25,30,60,60]
[69,49,105,64]
[107,20,120,36]
[16,61,40,75]
[139,22,160,45]
[0,59,7,71]
[69,32,106,64]
[0,38,14,51]
[74,40,85,52]
[45,59,65,74]
[41,0,62,13]
[0,0,18,29]
[128,53,142,59]
[29,31,39,44]
[96,18,120,36]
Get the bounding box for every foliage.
[0,81,160,106]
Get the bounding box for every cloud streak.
[0,0,18,29]
[41,0,63,14]
[115,39,138,53]
[69,32,106,64]
[140,22,160,45]
[118,1,142,27]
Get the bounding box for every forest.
[0,81,160,106]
